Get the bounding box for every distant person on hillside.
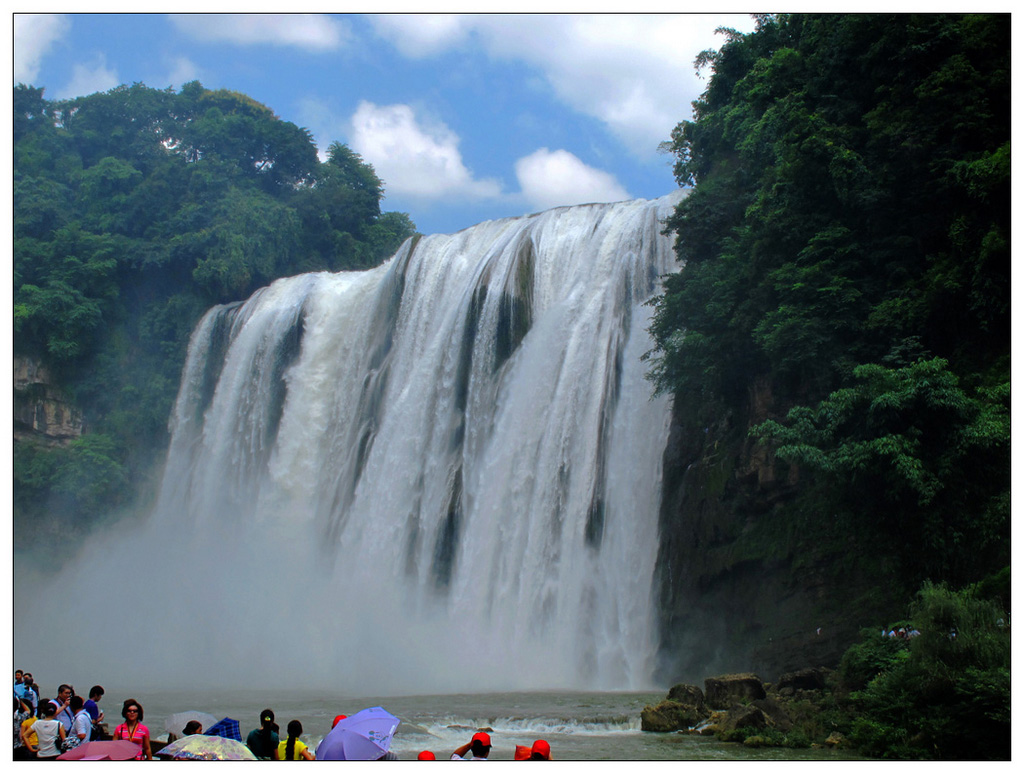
[277,719,315,760]
[246,708,280,760]
[452,731,491,760]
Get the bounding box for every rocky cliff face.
[652,384,899,686]
[14,356,83,442]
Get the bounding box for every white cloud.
[368,14,468,57]
[515,148,630,211]
[14,14,70,84]
[163,56,201,90]
[349,101,502,202]
[369,13,758,158]
[169,13,349,51]
[55,54,120,99]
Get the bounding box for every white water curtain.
[15,193,681,695]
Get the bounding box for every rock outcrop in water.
[641,667,838,742]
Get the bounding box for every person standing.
[83,685,105,737]
[14,696,33,760]
[528,739,551,760]
[32,702,66,760]
[52,684,75,732]
[112,699,153,760]
[20,674,38,713]
[452,732,491,760]
[19,701,41,759]
[246,708,280,760]
[277,719,315,760]
[68,695,92,749]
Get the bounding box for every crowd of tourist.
[14,671,109,760]
[14,670,553,761]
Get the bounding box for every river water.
[105,688,863,762]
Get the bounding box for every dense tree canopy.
[648,13,1009,587]
[14,81,417,548]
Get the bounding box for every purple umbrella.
[315,707,400,761]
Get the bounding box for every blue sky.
[13,11,760,236]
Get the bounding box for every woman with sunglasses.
[112,699,153,760]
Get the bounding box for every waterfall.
[14,193,681,696]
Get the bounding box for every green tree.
[848,582,1009,759]
[648,13,1009,594]
[192,186,301,300]
[13,80,417,555]
[752,357,1009,583]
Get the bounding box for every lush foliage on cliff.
[840,580,1010,759]
[649,14,1009,588]
[715,578,1009,760]
[14,81,417,549]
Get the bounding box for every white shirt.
[34,718,63,757]
[72,709,93,741]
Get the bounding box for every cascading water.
[14,193,681,696]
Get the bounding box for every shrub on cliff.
[846,581,1009,759]
[838,627,910,691]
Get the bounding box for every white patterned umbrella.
[157,734,257,760]
[164,710,219,738]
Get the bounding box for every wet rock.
[825,731,850,748]
[776,667,828,694]
[641,683,710,732]
[666,683,707,710]
[640,699,710,733]
[718,704,768,733]
[751,697,793,732]
[704,673,767,709]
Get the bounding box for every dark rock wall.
[14,356,83,442]
[653,390,901,686]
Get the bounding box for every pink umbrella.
[57,740,142,760]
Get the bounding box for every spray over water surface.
[15,194,682,697]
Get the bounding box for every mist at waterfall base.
[14,193,683,698]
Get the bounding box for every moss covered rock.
[640,683,710,732]
[704,673,767,709]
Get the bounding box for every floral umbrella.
[156,734,257,760]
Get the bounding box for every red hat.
[471,732,491,747]
[332,714,347,728]
[531,739,551,759]
[418,750,436,760]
